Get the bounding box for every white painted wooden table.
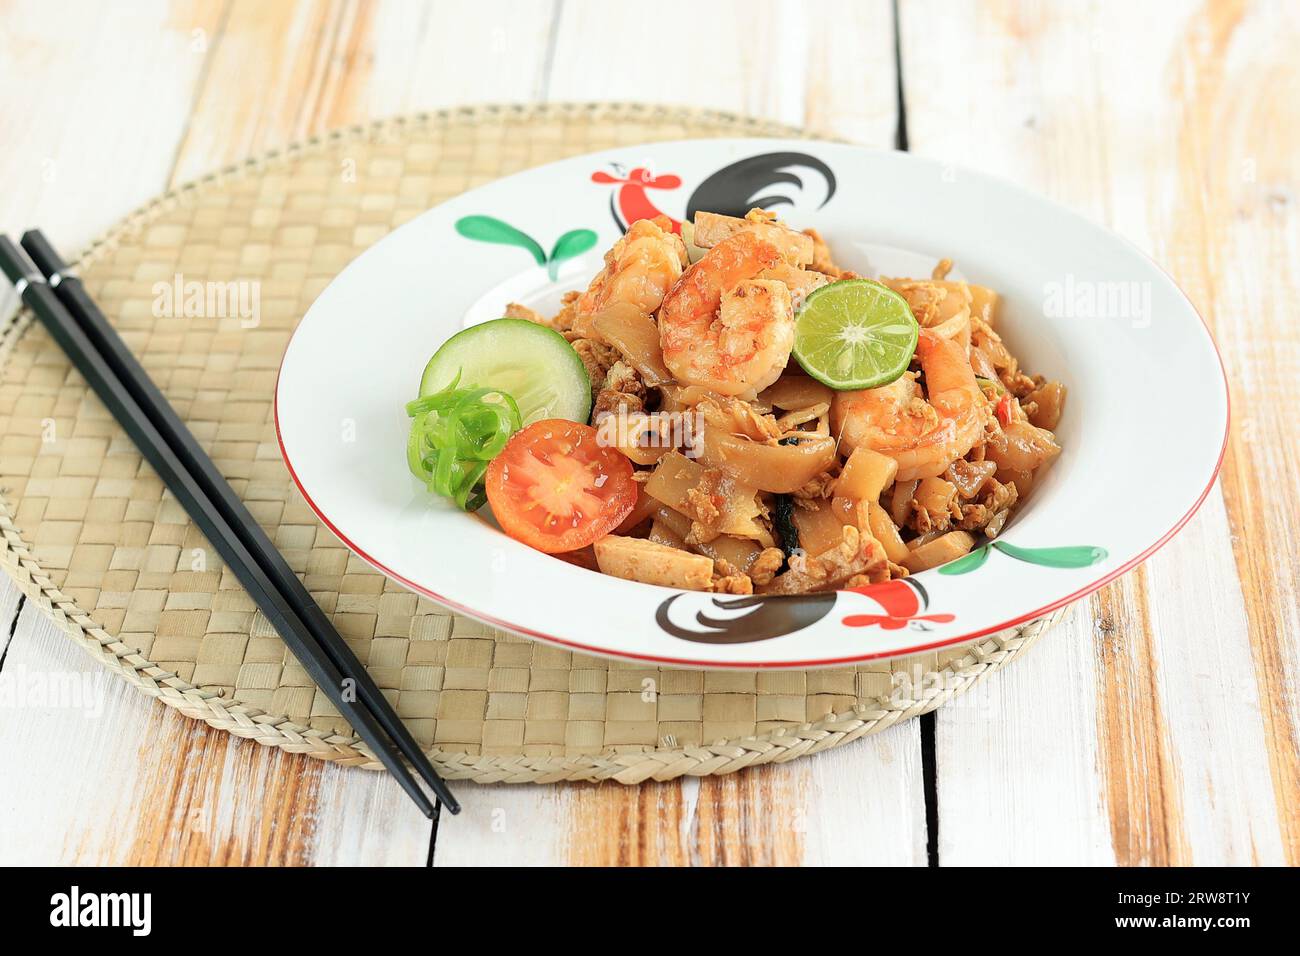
[0,0,1295,866]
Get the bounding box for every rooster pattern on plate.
[454,150,839,265]
[590,151,837,232]
[654,539,1108,645]
[657,578,952,645]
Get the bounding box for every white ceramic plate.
[275,139,1228,669]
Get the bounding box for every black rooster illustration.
[655,578,950,645]
[591,152,837,234]
[656,592,837,645]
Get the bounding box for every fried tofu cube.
[593,535,714,590]
[692,210,813,265]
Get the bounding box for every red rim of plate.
[273,252,1230,671]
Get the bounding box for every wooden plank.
[433,725,926,866]
[900,0,1294,865]
[547,0,897,135]
[547,0,802,123]
[0,579,160,865]
[1152,0,1300,864]
[0,0,226,245]
[1092,567,1189,865]
[0,580,430,864]
[803,0,901,143]
[345,0,560,119]
[935,610,1117,866]
[170,0,559,184]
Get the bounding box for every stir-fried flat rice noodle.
[508,210,1065,594]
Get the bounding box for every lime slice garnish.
[792,279,920,390]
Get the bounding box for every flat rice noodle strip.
[653,504,693,540]
[932,292,971,330]
[695,534,761,573]
[644,451,769,543]
[1000,468,1036,500]
[644,452,706,512]
[555,546,599,572]
[834,447,898,501]
[889,478,918,528]
[986,420,1061,474]
[600,411,672,466]
[866,501,910,564]
[968,284,999,324]
[659,384,724,412]
[655,502,765,569]
[830,495,864,527]
[931,279,973,310]
[791,501,844,558]
[590,303,672,386]
[700,395,781,441]
[831,496,894,564]
[900,530,975,573]
[613,489,659,535]
[908,529,946,550]
[970,343,1000,380]
[648,518,688,551]
[928,311,971,350]
[975,328,1013,371]
[914,476,958,516]
[775,403,829,430]
[760,374,833,411]
[679,220,708,265]
[759,528,888,595]
[946,459,997,499]
[1026,381,1066,431]
[699,425,836,494]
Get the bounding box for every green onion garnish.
[405,372,521,510]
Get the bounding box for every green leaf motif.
[547,229,598,280]
[991,542,1108,568]
[938,543,991,575]
[454,215,546,266]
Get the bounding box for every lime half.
[792,279,919,390]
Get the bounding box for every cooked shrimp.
[693,210,835,308]
[573,215,687,331]
[658,232,794,397]
[831,328,988,481]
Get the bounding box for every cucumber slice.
[419,318,591,424]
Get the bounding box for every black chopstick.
[0,235,453,819]
[19,230,458,815]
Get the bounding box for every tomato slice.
[485,419,637,554]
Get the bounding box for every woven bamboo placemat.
[0,103,1059,784]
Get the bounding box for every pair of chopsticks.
[0,232,458,818]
